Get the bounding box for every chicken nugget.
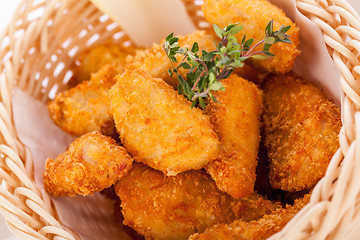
[189,194,310,240]
[202,0,300,74]
[114,164,280,240]
[233,64,264,86]
[126,30,216,87]
[205,74,263,198]
[48,63,123,136]
[263,74,341,191]
[73,41,138,83]
[49,32,215,136]
[231,193,282,222]
[110,69,219,175]
[43,132,133,197]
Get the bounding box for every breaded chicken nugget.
[126,30,216,87]
[231,193,282,222]
[110,69,219,175]
[189,194,310,240]
[44,132,133,197]
[202,0,300,74]
[73,41,138,83]
[205,74,263,198]
[233,64,264,86]
[48,63,123,136]
[49,32,214,136]
[263,74,341,191]
[114,164,280,240]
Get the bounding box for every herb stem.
[163,21,292,108]
[192,71,205,91]
[177,52,188,70]
[191,59,208,91]
[216,64,230,79]
[245,51,265,57]
[244,40,264,57]
[163,45,177,71]
[192,89,210,101]
[197,59,209,74]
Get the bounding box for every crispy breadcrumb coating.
[205,74,263,198]
[233,64,263,86]
[48,63,123,136]
[189,194,310,240]
[43,132,133,197]
[114,164,280,240]
[49,32,215,136]
[263,74,341,191]
[202,0,300,74]
[126,30,216,87]
[110,69,219,175]
[73,42,138,83]
[231,193,282,222]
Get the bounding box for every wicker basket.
[0,0,359,239]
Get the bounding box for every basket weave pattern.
[0,0,359,239]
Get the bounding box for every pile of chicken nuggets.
[43,0,342,239]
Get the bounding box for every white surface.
[0,0,359,240]
[348,0,360,14]
[90,0,196,46]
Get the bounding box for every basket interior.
[1,0,352,239]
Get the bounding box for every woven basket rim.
[0,0,360,239]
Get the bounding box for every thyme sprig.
[163,20,292,109]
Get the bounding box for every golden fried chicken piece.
[205,74,263,198]
[43,132,133,197]
[73,41,137,83]
[202,0,300,74]
[263,74,341,191]
[114,163,234,240]
[48,63,123,136]
[114,164,280,240]
[126,30,216,87]
[233,64,264,86]
[231,193,282,222]
[189,194,310,240]
[110,69,219,175]
[49,32,214,136]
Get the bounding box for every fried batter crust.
[73,42,138,83]
[263,74,341,191]
[189,194,310,240]
[202,0,300,74]
[49,32,215,136]
[110,69,219,175]
[48,63,123,136]
[43,132,133,197]
[231,193,282,222]
[126,30,216,87]
[114,164,280,240]
[205,74,263,198]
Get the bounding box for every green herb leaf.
[244,38,254,48]
[264,36,276,45]
[191,42,199,53]
[179,62,191,69]
[213,24,223,38]
[210,81,223,91]
[166,33,174,42]
[198,97,206,109]
[251,54,270,60]
[228,25,244,35]
[162,19,292,109]
[168,69,173,77]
